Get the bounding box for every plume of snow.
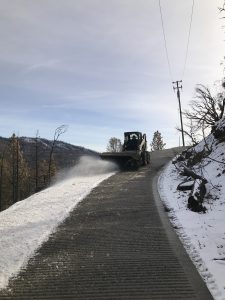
[54,156,118,184]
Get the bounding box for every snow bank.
[159,117,225,300]
[0,156,117,290]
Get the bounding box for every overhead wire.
[158,0,173,82]
[158,0,195,82]
[181,0,195,80]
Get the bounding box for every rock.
[177,180,194,191]
[188,196,206,213]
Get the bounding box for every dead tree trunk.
[48,125,67,185]
[180,167,207,212]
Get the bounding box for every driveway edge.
[152,164,213,300]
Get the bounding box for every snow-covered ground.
[0,156,116,290]
[159,118,225,300]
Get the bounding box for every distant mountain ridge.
[0,136,99,170]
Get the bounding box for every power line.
[181,0,195,79]
[158,0,173,82]
[158,0,195,82]
[157,0,194,149]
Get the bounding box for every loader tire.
[141,153,147,166]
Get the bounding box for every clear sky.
[0,0,224,152]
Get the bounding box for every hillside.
[0,136,98,170]
[159,117,225,300]
[0,136,99,210]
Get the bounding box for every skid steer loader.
[100,132,150,170]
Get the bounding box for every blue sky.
[0,0,224,151]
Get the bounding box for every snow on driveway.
[0,156,116,290]
[159,161,225,300]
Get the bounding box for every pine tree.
[7,134,30,204]
[38,159,56,189]
[150,131,166,151]
[0,147,10,210]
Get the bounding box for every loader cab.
[123,132,142,151]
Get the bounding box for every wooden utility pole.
[16,137,19,202]
[35,131,39,192]
[173,80,185,147]
[12,134,16,204]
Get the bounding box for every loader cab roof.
[124,132,142,140]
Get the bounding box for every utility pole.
[35,130,39,192]
[16,137,19,202]
[173,80,185,147]
[12,134,16,204]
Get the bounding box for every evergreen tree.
[7,134,30,204]
[150,131,166,151]
[38,159,56,190]
[0,147,10,210]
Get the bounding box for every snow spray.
[54,156,118,184]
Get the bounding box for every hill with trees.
[0,135,98,211]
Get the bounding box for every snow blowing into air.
[0,156,116,290]
[54,156,118,184]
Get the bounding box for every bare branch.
[48,125,68,184]
[184,84,225,134]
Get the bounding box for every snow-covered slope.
[159,117,225,300]
[0,157,116,290]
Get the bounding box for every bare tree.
[184,84,225,134]
[176,119,200,146]
[106,137,122,152]
[48,125,68,184]
[219,2,225,14]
